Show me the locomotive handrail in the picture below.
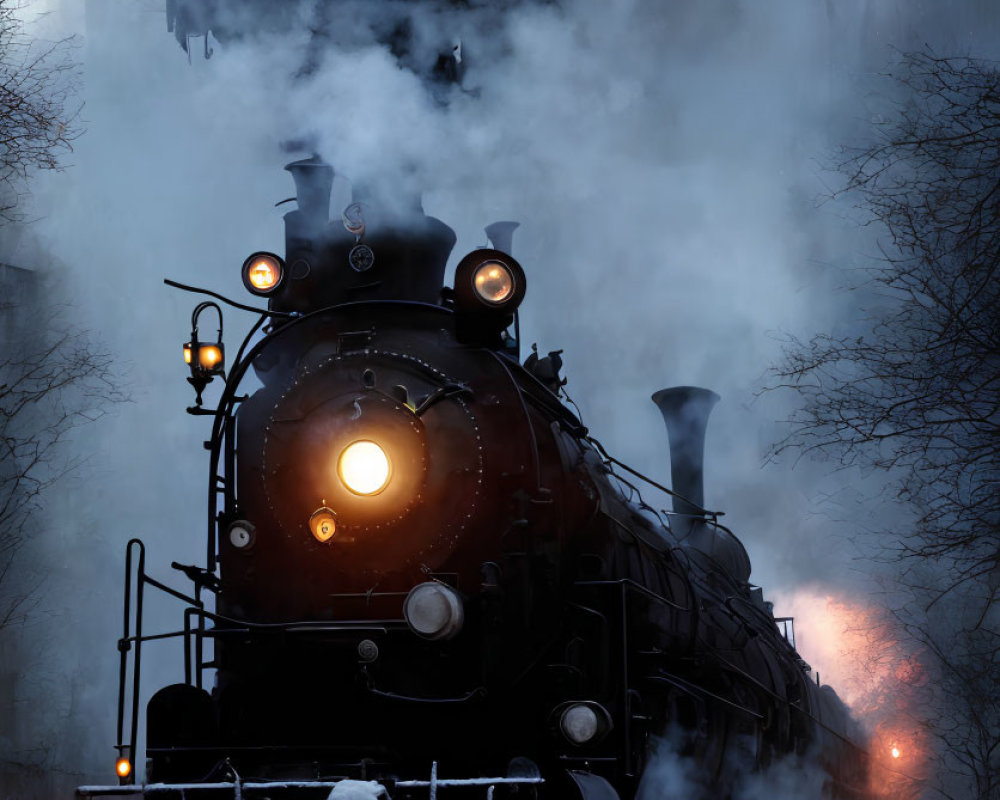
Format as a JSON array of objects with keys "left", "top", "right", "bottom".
[
  {"left": 586, "top": 435, "right": 726, "bottom": 522},
  {"left": 363, "top": 677, "right": 488, "bottom": 704},
  {"left": 574, "top": 578, "right": 690, "bottom": 612},
  {"left": 710, "top": 644, "right": 867, "bottom": 751},
  {"left": 163, "top": 278, "right": 297, "bottom": 319},
  {"left": 644, "top": 672, "right": 765, "bottom": 721},
  {"left": 118, "top": 539, "right": 206, "bottom": 786},
  {"left": 78, "top": 760, "right": 546, "bottom": 798}
]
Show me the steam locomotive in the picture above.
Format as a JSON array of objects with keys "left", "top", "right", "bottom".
[{"left": 83, "top": 157, "right": 869, "bottom": 800}]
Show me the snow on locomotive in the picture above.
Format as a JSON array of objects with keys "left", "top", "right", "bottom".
[{"left": 81, "top": 157, "right": 869, "bottom": 800}]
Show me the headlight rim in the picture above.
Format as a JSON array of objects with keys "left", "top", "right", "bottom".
[
  {"left": 452, "top": 248, "right": 526, "bottom": 314},
  {"left": 403, "top": 581, "right": 465, "bottom": 641},
  {"left": 241, "top": 251, "right": 286, "bottom": 296}
]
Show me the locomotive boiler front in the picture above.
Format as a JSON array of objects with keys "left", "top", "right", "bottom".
[{"left": 224, "top": 312, "right": 548, "bottom": 622}]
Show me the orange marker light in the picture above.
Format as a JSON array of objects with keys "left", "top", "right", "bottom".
[
  {"left": 309, "top": 507, "right": 338, "bottom": 543},
  {"left": 116, "top": 757, "right": 132, "bottom": 778}
]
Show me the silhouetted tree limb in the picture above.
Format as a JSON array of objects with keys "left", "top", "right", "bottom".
[
  {"left": 0, "top": 312, "right": 124, "bottom": 632},
  {"left": 0, "top": 0, "right": 80, "bottom": 220},
  {"left": 771, "top": 50, "right": 1000, "bottom": 612}
]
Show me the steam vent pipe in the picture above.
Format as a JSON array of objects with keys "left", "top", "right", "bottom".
[
  {"left": 651, "top": 386, "right": 721, "bottom": 521},
  {"left": 484, "top": 221, "right": 520, "bottom": 255}
]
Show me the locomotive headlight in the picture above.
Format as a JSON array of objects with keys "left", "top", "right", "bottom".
[
  {"left": 473, "top": 261, "right": 515, "bottom": 305},
  {"left": 338, "top": 440, "right": 391, "bottom": 496},
  {"left": 115, "top": 757, "right": 132, "bottom": 779},
  {"left": 403, "top": 582, "right": 465, "bottom": 640},
  {"left": 452, "top": 249, "right": 526, "bottom": 323},
  {"left": 553, "top": 701, "right": 612, "bottom": 746},
  {"left": 241, "top": 251, "right": 285, "bottom": 296},
  {"left": 561, "top": 705, "right": 599, "bottom": 744}
]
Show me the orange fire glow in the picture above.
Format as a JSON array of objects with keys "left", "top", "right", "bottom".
[{"left": 771, "top": 589, "right": 928, "bottom": 800}]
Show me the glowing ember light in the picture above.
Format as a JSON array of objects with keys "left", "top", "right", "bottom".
[
  {"left": 338, "top": 440, "right": 391, "bottom": 495},
  {"left": 248, "top": 259, "right": 279, "bottom": 291},
  {"left": 770, "top": 588, "right": 929, "bottom": 798}
]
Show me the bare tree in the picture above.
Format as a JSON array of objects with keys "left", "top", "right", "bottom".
[
  {"left": 0, "top": 0, "right": 80, "bottom": 221},
  {"left": 0, "top": 288, "right": 123, "bottom": 632},
  {"left": 835, "top": 586, "right": 999, "bottom": 800},
  {"left": 907, "top": 611, "right": 1000, "bottom": 800},
  {"left": 769, "top": 49, "right": 1000, "bottom": 800},
  {"left": 771, "top": 50, "right": 1000, "bottom": 614},
  {"left": 0, "top": 0, "right": 96, "bottom": 633}
]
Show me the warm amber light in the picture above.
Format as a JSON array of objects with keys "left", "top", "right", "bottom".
[
  {"left": 116, "top": 757, "right": 132, "bottom": 778},
  {"left": 308, "top": 507, "right": 337, "bottom": 543},
  {"left": 198, "top": 344, "right": 223, "bottom": 370},
  {"left": 891, "top": 746, "right": 901, "bottom": 759},
  {"left": 248, "top": 258, "right": 279, "bottom": 291},
  {"left": 338, "top": 440, "right": 391, "bottom": 495},
  {"left": 183, "top": 343, "right": 192, "bottom": 364},
  {"left": 473, "top": 261, "right": 515, "bottom": 304},
  {"left": 242, "top": 252, "right": 284, "bottom": 295}
]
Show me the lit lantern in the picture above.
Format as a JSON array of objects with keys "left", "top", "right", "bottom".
[{"left": 183, "top": 301, "right": 226, "bottom": 406}]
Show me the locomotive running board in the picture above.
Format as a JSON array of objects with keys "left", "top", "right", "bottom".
[{"left": 78, "top": 761, "right": 545, "bottom": 799}]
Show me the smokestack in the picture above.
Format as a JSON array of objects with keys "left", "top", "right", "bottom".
[
  {"left": 651, "top": 386, "right": 720, "bottom": 520},
  {"left": 484, "top": 221, "right": 520, "bottom": 255},
  {"left": 651, "top": 386, "right": 751, "bottom": 582},
  {"left": 284, "top": 155, "right": 334, "bottom": 230}
]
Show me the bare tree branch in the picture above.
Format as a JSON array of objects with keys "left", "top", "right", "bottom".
[
  {"left": 769, "top": 50, "right": 1000, "bottom": 612},
  {"left": 0, "top": 303, "right": 126, "bottom": 633},
  {"left": 0, "top": 0, "right": 81, "bottom": 221}
]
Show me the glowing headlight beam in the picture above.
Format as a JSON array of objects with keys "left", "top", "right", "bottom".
[
  {"left": 473, "top": 261, "right": 515, "bottom": 305},
  {"left": 338, "top": 440, "right": 391, "bottom": 496}
]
